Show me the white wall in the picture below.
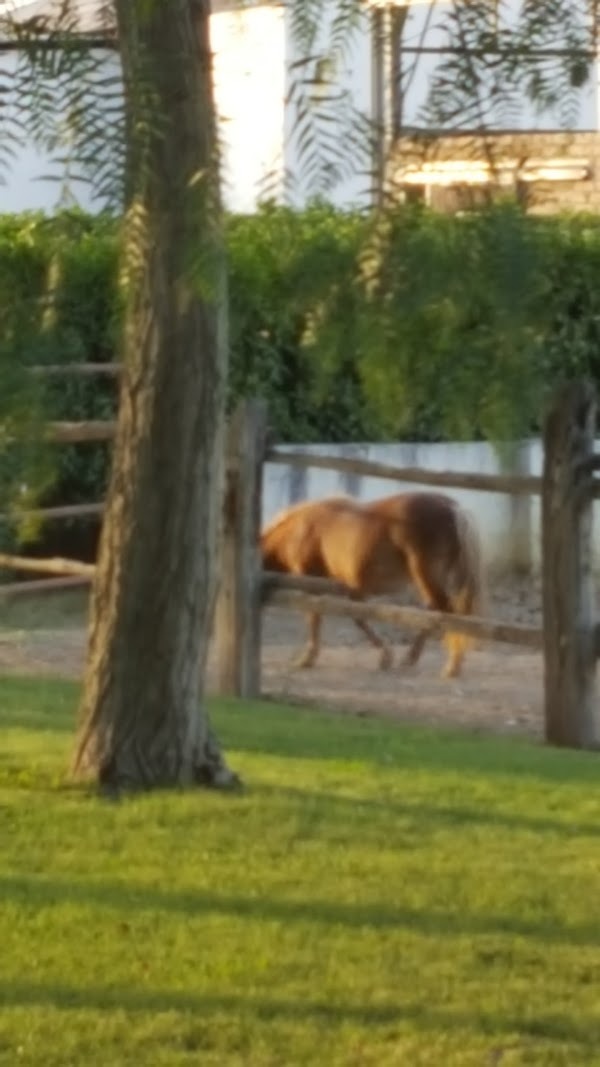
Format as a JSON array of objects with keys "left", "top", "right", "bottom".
[
  {"left": 262, "top": 438, "right": 600, "bottom": 575},
  {"left": 1, "top": 0, "right": 597, "bottom": 216},
  {"left": 0, "top": 7, "right": 287, "bottom": 216},
  {"left": 401, "top": 0, "right": 598, "bottom": 132},
  {"left": 211, "top": 4, "right": 286, "bottom": 212},
  {"left": 0, "top": 0, "right": 375, "bottom": 215},
  {"left": 282, "top": 2, "right": 373, "bottom": 210},
  {"left": 0, "top": 50, "right": 121, "bottom": 214}
]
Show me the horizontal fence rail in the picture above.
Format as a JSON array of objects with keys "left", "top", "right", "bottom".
[
  {"left": 31, "top": 363, "right": 122, "bottom": 378},
  {"left": 266, "top": 446, "right": 544, "bottom": 496},
  {"left": 0, "top": 558, "right": 543, "bottom": 652},
  {"left": 0, "top": 503, "right": 104, "bottom": 525},
  {"left": 0, "top": 575, "right": 91, "bottom": 599},
  {"left": 262, "top": 580, "right": 544, "bottom": 651},
  {"left": 47, "top": 421, "right": 117, "bottom": 444},
  {"left": 0, "top": 554, "right": 95, "bottom": 579}
]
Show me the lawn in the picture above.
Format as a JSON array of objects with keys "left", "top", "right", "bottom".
[{"left": 1, "top": 676, "right": 600, "bottom": 1066}]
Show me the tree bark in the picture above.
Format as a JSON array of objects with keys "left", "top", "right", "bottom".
[
  {"left": 213, "top": 400, "right": 267, "bottom": 698},
  {"left": 72, "top": 0, "right": 238, "bottom": 791}
]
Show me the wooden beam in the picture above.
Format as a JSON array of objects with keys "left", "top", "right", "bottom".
[
  {"left": 46, "top": 421, "right": 117, "bottom": 444},
  {"left": 0, "top": 554, "right": 95, "bottom": 578},
  {"left": 0, "top": 576, "right": 91, "bottom": 599},
  {"left": 266, "top": 447, "right": 542, "bottom": 496},
  {"left": 263, "top": 588, "right": 543, "bottom": 650},
  {"left": 261, "top": 572, "right": 350, "bottom": 599},
  {"left": 213, "top": 400, "right": 268, "bottom": 698},
  {"left": 542, "top": 382, "right": 599, "bottom": 749},
  {"left": 0, "top": 503, "right": 104, "bottom": 524},
  {"left": 31, "top": 363, "right": 121, "bottom": 378}
]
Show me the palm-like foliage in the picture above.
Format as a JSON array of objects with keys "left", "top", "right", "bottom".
[
  {"left": 0, "top": 1, "right": 596, "bottom": 207},
  {"left": 0, "top": 0, "right": 597, "bottom": 464},
  {"left": 419, "top": 0, "right": 595, "bottom": 133},
  {"left": 0, "top": 1, "right": 123, "bottom": 207}
]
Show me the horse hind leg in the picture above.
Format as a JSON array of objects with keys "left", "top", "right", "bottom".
[
  {"left": 403, "top": 551, "right": 457, "bottom": 678},
  {"left": 441, "top": 633, "right": 464, "bottom": 679},
  {"left": 441, "top": 505, "right": 485, "bottom": 678},
  {"left": 441, "top": 587, "right": 473, "bottom": 680},
  {"left": 403, "top": 628, "right": 428, "bottom": 670},
  {"left": 353, "top": 617, "right": 393, "bottom": 670},
  {"left": 402, "top": 620, "right": 463, "bottom": 678},
  {"left": 345, "top": 586, "right": 393, "bottom": 670}
]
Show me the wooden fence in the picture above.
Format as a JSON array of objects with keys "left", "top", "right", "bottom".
[
  {"left": 1, "top": 365, "right": 599, "bottom": 750},
  {"left": 213, "top": 385, "right": 600, "bottom": 751},
  {"left": 0, "top": 363, "right": 118, "bottom": 600}
]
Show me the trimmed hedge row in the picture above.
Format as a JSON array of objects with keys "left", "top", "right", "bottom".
[{"left": 2, "top": 202, "right": 600, "bottom": 524}]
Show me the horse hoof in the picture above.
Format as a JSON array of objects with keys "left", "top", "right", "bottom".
[
  {"left": 441, "top": 665, "right": 461, "bottom": 680},
  {"left": 292, "top": 656, "right": 314, "bottom": 670},
  {"left": 401, "top": 653, "right": 419, "bottom": 671},
  {"left": 378, "top": 650, "right": 393, "bottom": 671},
  {"left": 400, "top": 662, "right": 418, "bottom": 675}
]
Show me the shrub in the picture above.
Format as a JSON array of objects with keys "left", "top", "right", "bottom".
[{"left": 2, "top": 201, "right": 600, "bottom": 556}]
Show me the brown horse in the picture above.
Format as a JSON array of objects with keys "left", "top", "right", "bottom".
[{"left": 260, "top": 491, "right": 484, "bottom": 678}]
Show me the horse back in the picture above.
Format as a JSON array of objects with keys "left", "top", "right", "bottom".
[{"left": 260, "top": 496, "right": 358, "bottom": 575}]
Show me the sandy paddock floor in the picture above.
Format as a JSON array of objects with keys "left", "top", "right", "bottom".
[{"left": 0, "top": 575, "right": 548, "bottom": 741}]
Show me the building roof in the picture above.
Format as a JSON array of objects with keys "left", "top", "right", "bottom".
[
  {"left": 0, "top": 0, "right": 277, "bottom": 34},
  {"left": 0, "top": 1, "right": 111, "bottom": 34}
]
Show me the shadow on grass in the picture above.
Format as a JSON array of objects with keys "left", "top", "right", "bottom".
[
  {"left": 253, "top": 782, "right": 600, "bottom": 841},
  {"left": 1, "top": 678, "right": 599, "bottom": 787},
  {"left": 217, "top": 698, "right": 600, "bottom": 786},
  {"left": 0, "top": 979, "right": 596, "bottom": 1048},
  {"left": 2, "top": 873, "right": 600, "bottom": 949}
]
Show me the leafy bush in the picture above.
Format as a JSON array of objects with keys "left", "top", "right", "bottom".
[
  {"left": 226, "top": 204, "right": 379, "bottom": 441},
  {"left": 3, "top": 201, "right": 600, "bottom": 553},
  {"left": 0, "top": 211, "right": 119, "bottom": 554}
]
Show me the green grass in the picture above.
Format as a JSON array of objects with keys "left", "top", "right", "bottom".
[{"left": 1, "top": 677, "right": 600, "bottom": 1066}]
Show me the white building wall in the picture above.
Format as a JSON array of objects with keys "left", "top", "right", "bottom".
[
  {"left": 401, "top": 0, "right": 598, "bottom": 131},
  {"left": 282, "top": 2, "right": 373, "bottom": 210},
  {"left": 262, "top": 437, "right": 600, "bottom": 575},
  {"left": 0, "top": 0, "right": 597, "bottom": 215},
  {"left": 3, "top": 0, "right": 593, "bottom": 216},
  {"left": 0, "top": 7, "right": 288, "bottom": 215},
  {"left": 0, "top": 50, "right": 122, "bottom": 213},
  {"left": 211, "top": 4, "right": 286, "bottom": 212},
  {"left": 0, "top": 0, "right": 375, "bottom": 215}
]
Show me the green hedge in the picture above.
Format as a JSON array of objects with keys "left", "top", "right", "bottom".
[{"left": 2, "top": 202, "right": 600, "bottom": 530}]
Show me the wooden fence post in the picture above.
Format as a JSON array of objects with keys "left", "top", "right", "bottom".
[
  {"left": 213, "top": 399, "right": 268, "bottom": 698},
  {"left": 542, "top": 381, "right": 599, "bottom": 749}
]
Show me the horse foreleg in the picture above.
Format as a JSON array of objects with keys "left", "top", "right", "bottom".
[
  {"left": 292, "top": 611, "right": 322, "bottom": 669},
  {"left": 440, "top": 635, "right": 464, "bottom": 679}
]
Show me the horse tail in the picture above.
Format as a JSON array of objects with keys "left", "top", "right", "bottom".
[{"left": 446, "top": 503, "right": 486, "bottom": 656}]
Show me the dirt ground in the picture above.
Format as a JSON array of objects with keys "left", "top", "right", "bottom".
[{"left": 0, "top": 575, "right": 548, "bottom": 741}]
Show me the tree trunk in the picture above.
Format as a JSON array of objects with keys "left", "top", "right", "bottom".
[{"left": 72, "top": 0, "right": 238, "bottom": 791}]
